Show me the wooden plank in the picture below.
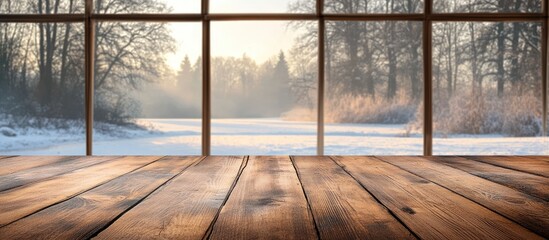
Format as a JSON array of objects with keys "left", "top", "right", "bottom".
[
  {"left": 94, "top": 156, "right": 245, "bottom": 240},
  {"left": 209, "top": 156, "right": 317, "bottom": 240},
  {"left": 293, "top": 156, "right": 416, "bottom": 239},
  {"left": 518, "top": 156, "right": 549, "bottom": 162},
  {"left": 466, "top": 156, "right": 549, "bottom": 177},
  {"left": 431, "top": 156, "right": 549, "bottom": 201},
  {"left": 333, "top": 156, "right": 542, "bottom": 240},
  {"left": 0, "top": 156, "right": 201, "bottom": 240},
  {"left": 0, "top": 156, "right": 161, "bottom": 226},
  {"left": 0, "top": 156, "right": 83, "bottom": 176},
  {"left": 379, "top": 156, "right": 549, "bottom": 238},
  {"left": 498, "top": 156, "right": 549, "bottom": 164},
  {"left": 0, "top": 156, "right": 119, "bottom": 192}
]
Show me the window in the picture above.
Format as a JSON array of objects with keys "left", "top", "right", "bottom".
[
  {"left": 211, "top": 21, "right": 317, "bottom": 155},
  {"left": 95, "top": 0, "right": 200, "bottom": 13},
  {"left": 0, "top": 0, "right": 84, "bottom": 14},
  {"left": 433, "top": 0, "right": 542, "bottom": 13},
  {"left": 93, "top": 22, "right": 202, "bottom": 155},
  {"left": 0, "top": 22, "right": 85, "bottom": 155},
  {"left": 1, "top": 0, "right": 547, "bottom": 156},
  {"left": 433, "top": 22, "right": 546, "bottom": 155},
  {"left": 210, "top": 0, "right": 313, "bottom": 13},
  {"left": 324, "top": 0, "right": 424, "bottom": 13},
  {"left": 324, "top": 21, "right": 424, "bottom": 155}
]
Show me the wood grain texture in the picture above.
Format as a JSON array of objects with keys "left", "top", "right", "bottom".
[
  {"left": 379, "top": 156, "right": 549, "bottom": 238},
  {"left": 0, "top": 156, "right": 546, "bottom": 239},
  {"left": 209, "top": 156, "right": 317, "bottom": 240},
  {"left": 293, "top": 156, "right": 416, "bottom": 240},
  {"left": 333, "top": 156, "right": 542, "bottom": 240},
  {"left": 0, "top": 156, "right": 161, "bottom": 226},
  {"left": 0, "top": 156, "right": 201, "bottom": 240},
  {"left": 519, "top": 156, "right": 549, "bottom": 162},
  {"left": 431, "top": 156, "right": 549, "bottom": 201},
  {"left": 466, "top": 156, "right": 549, "bottom": 177},
  {"left": 94, "top": 156, "right": 245, "bottom": 240},
  {"left": 0, "top": 156, "right": 119, "bottom": 191},
  {"left": 0, "top": 156, "right": 82, "bottom": 176}
]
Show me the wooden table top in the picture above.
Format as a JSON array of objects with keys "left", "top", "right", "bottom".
[{"left": 0, "top": 155, "right": 547, "bottom": 239}]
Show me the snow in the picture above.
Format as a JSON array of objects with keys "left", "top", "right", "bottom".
[
  {"left": 0, "top": 127, "right": 17, "bottom": 137},
  {"left": 0, "top": 118, "right": 547, "bottom": 155}
]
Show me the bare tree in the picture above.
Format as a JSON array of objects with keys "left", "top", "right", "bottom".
[{"left": 1, "top": 0, "right": 175, "bottom": 125}]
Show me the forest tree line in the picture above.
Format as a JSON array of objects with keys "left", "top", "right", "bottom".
[
  {"left": 140, "top": 52, "right": 300, "bottom": 119},
  {"left": 290, "top": 0, "right": 544, "bottom": 136},
  {"left": 0, "top": 0, "right": 173, "bottom": 128},
  {"left": 0, "top": 0, "right": 545, "bottom": 137}
]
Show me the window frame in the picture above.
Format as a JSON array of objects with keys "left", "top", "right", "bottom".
[{"left": 0, "top": 0, "right": 547, "bottom": 156}]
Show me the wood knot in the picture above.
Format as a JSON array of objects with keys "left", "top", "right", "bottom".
[{"left": 401, "top": 207, "right": 416, "bottom": 215}]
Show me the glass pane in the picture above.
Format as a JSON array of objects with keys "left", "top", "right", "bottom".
[
  {"left": 0, "top": 0, "right": 84, "bottom": 14},
  {"left": 434, "top": 0, "right": 542, "bottom": 13},
  {"left": 324, "top": 0, "right": 424, "bottom": 14},
  {"left": 93, "top": 22, "right": 202, "bottom": 155},
  {"left": 96, "top": 0, "right": 200, "bottom": 14},
  {"left": 433, "top": 22, "right": 546, "bottom": 155},
  {"left": 324, "top": 21, "right": 424, "bottom": 155},
  {"left": 0, "top": 23, "right": 85, "bottom": 155},
  {"left": 211, "top": 0, "right": 315, "bottom": 13},
  {"left": 211, "top": 21, "right": 318, "bottom": 155}
]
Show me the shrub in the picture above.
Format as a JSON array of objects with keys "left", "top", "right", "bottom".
[
  {"left": 284, "top": 90, "right": 420, "bottom": 124},
  {"left": 324, "top": 91, "right": 419, "bottom": 124},
  {"left": 502, "top": 94, "right": 542, "bottom": 137},
  {"left": 424, "top": 92, "right": 542, "bottom": 137}
]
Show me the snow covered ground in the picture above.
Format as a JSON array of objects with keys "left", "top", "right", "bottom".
[{"left": 0, "top": 118, "right": 547, "bottom": 155}]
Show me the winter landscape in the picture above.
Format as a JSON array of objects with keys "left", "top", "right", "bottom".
[
  {"left": 1, "top": 0, "right": 548, "bottom": 156},
  {"left": 1, "top": 118, "right": 547, "bottom": 155}
]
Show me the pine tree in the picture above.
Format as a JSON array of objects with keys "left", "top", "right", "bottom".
[
  {"left": 177, "top": 55, "right": 193, "bottom": 88},
  {"left": 272, "top": 51, "right": 293, "bottom": 113}
]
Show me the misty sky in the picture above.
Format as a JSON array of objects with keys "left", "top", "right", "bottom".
[{"left": 163, "top": 0, "right": 302, "bottom": 70}]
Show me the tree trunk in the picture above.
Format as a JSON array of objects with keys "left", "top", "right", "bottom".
[
  {"left": 446, "top": 25, "right": 453, "bottom": 98},
  {"left": 344, "top": 21, "right": 361, "bottom": 95},
  {"left": 509, "top": 1, "right": 522, "bottom": 92},
  {"left": 408, "top": 24, "right": 421, "bottom": 101},
  {"left": 386, "top": 20, "right": 397, "bottom": 99},
  {"left": 469, "top": 23, "right": 480, "bottom": 96},
  {"left": 363, "top": 22, "right": 375, "bottom": 98},
  {"left": 37, "top": 0, "right": 50, "bottom": 105},
  {"left": 496, "top": 1, "right": 508, "bottom": 97},
  {"left": 37, "top": 0, "right": 61, "bottom": 110},
  {"left": 59, "top": 0, "right": 74, "bottom": 87},
  {"left": 496, "top": 22, "right": 505, "bottom": 97}
]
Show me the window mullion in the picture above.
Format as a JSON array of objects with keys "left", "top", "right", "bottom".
[
  {"left": 424, "top": 0, "right": 433, "bottom": 156},
  {"left": 85, "top": 0, "right": 95, "bottom": 156},
  {"left": 543, "top": 2, "right": 548, "bottom": 137},
  {"left": 317, "top": 0, "right": 325, "bottom": 156},
  {"left": 202, "top": 0, "right": 211, "bottom": 156}
]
